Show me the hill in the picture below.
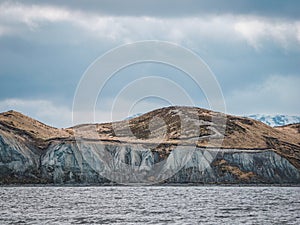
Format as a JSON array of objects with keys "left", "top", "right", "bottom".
[{"left": 0, "top": 106, "right": 300, "bottom": 184}]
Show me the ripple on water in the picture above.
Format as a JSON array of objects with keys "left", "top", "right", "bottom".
[{"left": 0, "top": 186, "right": 299, "bottom": 224}]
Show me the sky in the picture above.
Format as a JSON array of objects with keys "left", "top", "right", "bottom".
[{"left": 0, "top": 0, "right": 299, "bottom": 127}]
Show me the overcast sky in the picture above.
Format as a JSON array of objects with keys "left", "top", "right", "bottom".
[{"left": 0, "top": 0, "right": 299, "bottom": 127}]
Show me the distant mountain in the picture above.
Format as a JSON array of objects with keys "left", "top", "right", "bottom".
[
  {"left": 124, "top": 113, "right": 143, "bottom": 120},
  {"left": 246, "top": 114, "right": 300, "bottom": 127}
]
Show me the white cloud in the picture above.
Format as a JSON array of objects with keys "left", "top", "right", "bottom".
[
  {"left": 234, "top": 18, "right": 300, "bottom": 50},
  {"left": 227, "top": 75, "right": 300, "bottom": 115},
  {"left": 0, "top": 98, "right": 72, "bottom": 128},
  {"left": 1, "top": 1, "right": 299, "bottom": 50},
  {"left": 0, "top": 1, "right": 126, "bottom": 40},
  {"left": 0, "top": 2, "right": 70, "bottom": 29}
]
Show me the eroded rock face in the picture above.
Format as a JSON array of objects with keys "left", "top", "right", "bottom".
[
  {"left": 40, "top": 142, "right": 109, "bottom": 184},
  {"left": 0, "top": 131, "right": 40, "bottom": 183},
  {"left": 168, "top": 150, "right": 300, "bottom": 184},
  {"left": 39, "top": 142, "right": 300, "bottom": 184},
  {"left": 41, "top": 142, "right": 160, "bottom": 184}
]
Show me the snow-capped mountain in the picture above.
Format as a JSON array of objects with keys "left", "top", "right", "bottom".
[
  {"left": 124, "top": 113, "right": 143, "bottom": 120},
  {"left": 246, "top": 114, "right": 300, "bottom": 127}
]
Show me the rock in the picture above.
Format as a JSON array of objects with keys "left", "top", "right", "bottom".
[{"left": 0, "top": 130, "right": 40, "bottom": 183}]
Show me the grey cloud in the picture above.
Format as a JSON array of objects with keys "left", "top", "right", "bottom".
[{"left": 14, "top": 0, "right": 300, "bottom": 19}]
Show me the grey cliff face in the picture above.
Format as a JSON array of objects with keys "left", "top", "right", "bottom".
[
  {"left": 168, "top": 150, "right": 300, "bottom": 183},
  {"left": 0, "top": 131, "right": 40, "bottom": 182},
  {"left": 1, "top": 129, "right": 299, "bottom": 184}
]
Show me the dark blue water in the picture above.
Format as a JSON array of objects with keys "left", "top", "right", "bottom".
[{"left": 1, "top": 186, "right": 299, "bottom": 224}]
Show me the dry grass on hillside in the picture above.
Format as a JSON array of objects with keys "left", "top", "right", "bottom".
[{"left": 1, "top": 107, "right": 300, "bottom": 150}]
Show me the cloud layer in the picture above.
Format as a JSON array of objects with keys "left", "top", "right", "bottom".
[
  {"left": 1, "top": 1, "right": 300, "bottom": 50},
  {"left": 0, "top": 1, "right": 299, "bottom": 127}
]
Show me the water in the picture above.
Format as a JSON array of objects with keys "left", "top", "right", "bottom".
[{"left": 0, "top": 186, "right": 299, "bottom": 224}]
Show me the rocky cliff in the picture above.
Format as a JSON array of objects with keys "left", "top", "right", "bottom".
[{"left": 0, "top": 107, "right": 300, "bottom": 185}]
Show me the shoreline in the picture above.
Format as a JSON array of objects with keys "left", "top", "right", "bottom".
[{"left": 1, "top": 183, "right": 300, "bottom": 188}]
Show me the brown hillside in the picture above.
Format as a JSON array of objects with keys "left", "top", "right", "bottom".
[
  {"left": 274, "top": 123, "right": 300, "bottom": 145},
  {"left": 71, "top": 106, "right": 300, "bottom": 149},
  {"left": 0, "top": 110, "right": 71, "bottom": 141},
  {"left": 1, "top": 107, "right": 299, "bottom": 149}
]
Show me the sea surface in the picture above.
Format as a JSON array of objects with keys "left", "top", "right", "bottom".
[{"left": 0, "top": 186, "right": 299, "bottom": 224}]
